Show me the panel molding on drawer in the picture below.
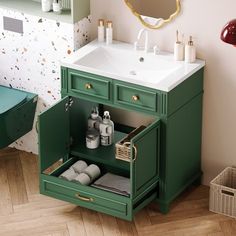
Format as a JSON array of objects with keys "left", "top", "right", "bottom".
[
  {"left": 68, "top": 70, "right": 111, "bottom": 101},
  {"left": 114, "top": 83, "right": 157, "bottom": 113},
  {"left": 41, "top": 176, "right": 128, "bottom": 216}
]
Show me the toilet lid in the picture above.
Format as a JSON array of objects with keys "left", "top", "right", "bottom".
[{"left": 0, "top": 86, "right": 27, "bottom": 115}]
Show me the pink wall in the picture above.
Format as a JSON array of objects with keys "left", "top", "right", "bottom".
[{"left": 90, "top": 0, "right": 236, "bottom": 185}]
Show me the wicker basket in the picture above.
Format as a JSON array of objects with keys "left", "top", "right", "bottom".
[
  {"left": 209, "top": 167, "right": 236, "bottom": 218},
  {"left": 115, "top": 126, "right": 146, "bottom": 162}
]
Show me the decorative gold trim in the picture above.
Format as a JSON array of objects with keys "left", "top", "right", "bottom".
[{"left": 124, "top": 0, "right": 181, "bottom": 30}]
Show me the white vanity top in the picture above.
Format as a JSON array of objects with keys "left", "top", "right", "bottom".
[{"left": 61, "top": 40, "right": 205, "bottom": 92}]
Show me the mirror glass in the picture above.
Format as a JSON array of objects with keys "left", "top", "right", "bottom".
[{"left": 124, "top": 0, "right": 181, "bottom": 29}]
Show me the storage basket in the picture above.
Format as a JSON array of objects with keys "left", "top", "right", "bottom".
[
  {"left": 209, "top": 167, "right": 236, "bottom": 218},
  {"left": 115, "top": 126, "right": 146, "bottom": 162}
]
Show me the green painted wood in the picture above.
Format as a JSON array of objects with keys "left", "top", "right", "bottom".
[
  {"left": 72, "top": 0, "right": 90, "bottom": 23},
  {"left": 38, "top": 96, "right": 70, "bottom": 172},
  {"left": 40, "top": 174, "right": 132, "bottom": 220},
  {"left": 39, "top": 65, "right": 204, "bottom": 220},
  {"left": 71, "top": 131, "right": 130, "bottom": 172},
  {"left": 0, "top": 86, "right": 27, "bottom": 115},
  {"left": 61, "top": 67, "right": 68, "bottom": 95},
  {"left": 114, "top": 82, "right": 157, "bottom": 113},
  {"left": 133, "top": 180, "right": 159, "bottom": 204},
  {"left": 167, "top": 69, "right": 204, "bottom": 116},
  {"left": 133, "top": 192, "right": 157, "bottom": 214},
  {"left": 158, "top": 94, "right": 203, "bottom": 211},
  {"left": 68, "top": 69, "right": 112, "bottom": 103},
  {"left": 0, "top": 88, "right": 37, "bottom": 149},
  {"left": 130, "top": 119, "right": 160, "bottom": 198}
]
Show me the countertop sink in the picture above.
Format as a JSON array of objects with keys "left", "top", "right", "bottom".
[{"left": 61, "top": 40, "right": 205, "bottom": 92}]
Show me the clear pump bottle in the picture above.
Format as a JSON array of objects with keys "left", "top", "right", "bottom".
[{"left": 99, "top": 111, "right": 114, "bottom": 146}]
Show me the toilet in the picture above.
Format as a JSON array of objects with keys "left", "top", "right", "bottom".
[{"left": 0, "top": 85, "right": 38, "bottom": 149}]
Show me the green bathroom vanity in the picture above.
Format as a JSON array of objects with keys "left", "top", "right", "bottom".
[
  {"left": 0, "top": 86, "right": 38, "bottom": 148},
  {"left": 38, "top": 40, "right": 205, "bottom": 220}
]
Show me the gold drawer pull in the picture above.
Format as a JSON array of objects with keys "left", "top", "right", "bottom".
[
  {"left": 75, "top": 193, "right": 94, "bottom": 202},
  {"left": 132, "top": 95, "right": 139, "bottom": 101},
  {"left": 85, "top": 83, "right": 92, "bottom": 89}
]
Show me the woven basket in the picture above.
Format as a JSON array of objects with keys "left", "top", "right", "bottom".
[
  {"left": 115, "top": 126, "right": 146, "bottom": 162},
  {"left": 209, "top": 167, "right": 236, "bottom": 218}
]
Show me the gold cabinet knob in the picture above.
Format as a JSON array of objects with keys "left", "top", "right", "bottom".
[
  {"left": 85, "top": 83, "right": 92, "bottom": 89},
  {"left": 132, "top": 95, "right": 139, "bottom": 101}
]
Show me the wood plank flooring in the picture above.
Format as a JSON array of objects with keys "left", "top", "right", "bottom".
[{"left": 0, "top": 148, "right": 235, "bottom": 236}]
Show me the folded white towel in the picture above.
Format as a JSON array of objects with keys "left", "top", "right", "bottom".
[
  {"left": 70, "top": 160, "right": 88, "bottom": 173},
  {"left": 73, "top": 173, "right": 91, "bottom": 185},
  {"left": 83, "top": 164, "right": 101, "bottom": 181}
]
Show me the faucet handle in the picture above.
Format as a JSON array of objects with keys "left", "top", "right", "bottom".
[
  {"left": 153, "top": 45, "right": 160, "bottom": 55},
  {"left": 134, "top": 41, "right": 138, "bottom": 51}
]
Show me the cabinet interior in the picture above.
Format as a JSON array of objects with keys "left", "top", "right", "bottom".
[{"left": 42, "top": 96, "right": 158, "bottom": 189}]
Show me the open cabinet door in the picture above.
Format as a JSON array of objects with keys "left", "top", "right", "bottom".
[
  {"left": 39, "top": 96, "right": 70, "bottom": 172},
  {"left": 130, "top": 119, "right": 160, "bottom": 199}
]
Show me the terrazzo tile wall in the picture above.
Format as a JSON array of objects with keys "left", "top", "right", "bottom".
[{"left": 0, "top": 8, "right": 91, "bottom": 154}]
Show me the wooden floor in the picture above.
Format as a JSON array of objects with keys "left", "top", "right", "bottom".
[{"left": 0, "top": 148, "right": 235, "bottom": 236}]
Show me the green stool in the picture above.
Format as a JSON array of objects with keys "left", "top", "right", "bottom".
[{"left": 0, "top": 86, "right": 38, "bottom": 148}]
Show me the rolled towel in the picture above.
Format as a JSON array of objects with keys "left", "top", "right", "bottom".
[
  {"left": 73, "top": 173, "right": 91, "bottom": 185},
  {"left": 70, "top": 160, "right": 88, "bottom": 174},
  {"left": 59, "top": 168, "right": 78, "bottom": 181},
  {"left": 83, "top": 164, "right": 101, "bottom": 181}
]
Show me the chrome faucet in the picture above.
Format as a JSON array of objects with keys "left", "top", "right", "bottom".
[{"left": 134, "top": 29, "right": 149, "bottom": 53}]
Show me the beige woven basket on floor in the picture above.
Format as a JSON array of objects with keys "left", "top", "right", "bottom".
[{"left": 209, "top": 167, "right": 236, "bottom": 218}]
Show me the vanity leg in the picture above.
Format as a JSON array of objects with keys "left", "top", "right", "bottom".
[
  {"left": 159, "top": 202, "right": 170, "bottom": 214},
  {"left": 193, "top": 176, "right": 202, "bottom": 186}
]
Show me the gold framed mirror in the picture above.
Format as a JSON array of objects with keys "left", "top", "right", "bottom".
[{"left": 124, "top": 0, "right": 181, "bottom": 30}]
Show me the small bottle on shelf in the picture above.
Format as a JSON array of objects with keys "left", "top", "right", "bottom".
[
  {"left": 88, "top": 107, "right": 102, "bottom": 131},
  {"left": 106, "top": 21, "right": 113, "bottom": 45},
  {"left": 99, "top": 111, "right": 114, "bottom": 146},
  {"left": 98, "top": 19, "right": 105, "bottom": 43}
]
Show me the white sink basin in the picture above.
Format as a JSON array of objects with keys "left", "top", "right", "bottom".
[
  {"left": 61, "top": 40, "right": 205, "bottom": 92},
  {"left": 74, "top": 47, "right": 182, "bottom": 84}
]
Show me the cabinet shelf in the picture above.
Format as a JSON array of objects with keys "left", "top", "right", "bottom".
[
  {"left": 0, "top": 0, "right": 71, "bottom": 23},
  {"left": 70, "top": 130, "right": 130, "bottom": 172},
  {"left": 0, "top": 0, "right": 90, "bottom": 23}
]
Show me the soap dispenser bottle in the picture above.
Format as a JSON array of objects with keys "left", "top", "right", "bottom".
[
  {"left": 88, "top": 107, "right": 102, "bottom": 131},
  {"left": 98, "top": 19, "right": 105, "bottom": 42},
  {"left": 174, "top": 30, "right": 184, "bottom": 61},
  {"left": 106, "top": 21, "right": 113, "bottom": 45},
  {"left": 99, "top": 111, "right": 114, "bottom": 146},
  {"left": 185, "top": 36, "right": 196, "bottom": 63}
]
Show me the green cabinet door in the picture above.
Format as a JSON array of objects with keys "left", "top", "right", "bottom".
[
  {"left": 130, "top": 119, "right": 160, "bottom": 199},
  {"left": 38, "top": 96, "right": 70, "bottom": 172}
]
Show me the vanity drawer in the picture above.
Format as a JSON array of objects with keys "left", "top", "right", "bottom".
[
  {"left": 114, "top": 83, "right": 157, "bottom": 112},
  {"left": 40, "top": 174, "right": 129, "bottom": 219},
  {"left": 68, "top": 69, "right": 111, "bottom": 101}
]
